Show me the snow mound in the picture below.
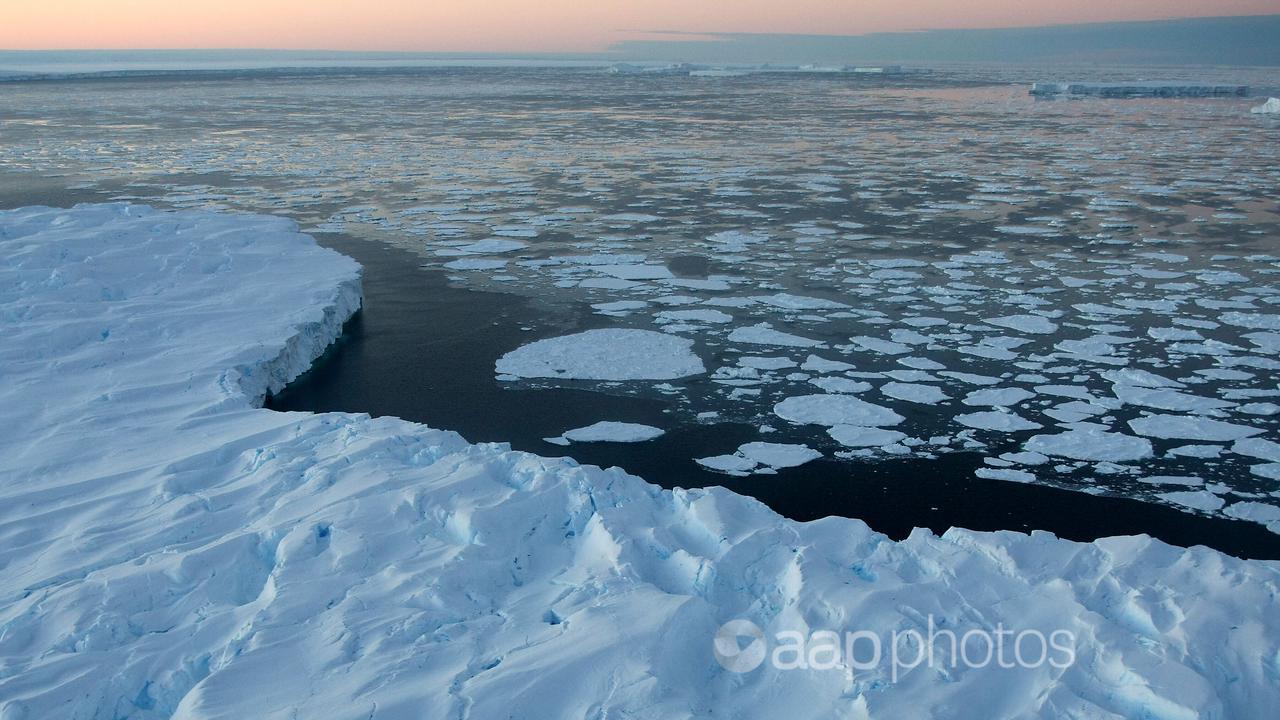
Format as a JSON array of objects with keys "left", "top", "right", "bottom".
[
  {"left": 3, "top": 205, "right": 1280, "bottom": 719},
  {"left": 496, "top": 328, "right": 705, "bottom": 380}
]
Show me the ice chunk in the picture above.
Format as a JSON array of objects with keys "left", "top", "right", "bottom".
[
  {"left": 655, "top": 309, "right": 733, "bottom": 324},
  {"left": 1159, "top": 491, "right": 1225, "bottom": 513},
  {"left": 1112, "top": 385, "right": 1234, "bottom": 413},
  {"left": 695, "top": 454, "right": 758, "bottom": 474},
  {"left": 957, "top": 411, "right": 1042, "bottom": 432},
  {"left": 1232, "top": 438, "right": 1280, "bottom": 462},
  {"left": 962, "top": 388, "right": 1036, "bottom": 407},
  {"left": 496, "top": 329, "right": 705, "bottom": 380},
  {"left": 737, "top": 442, "right": 822, "bottom": 468},
  {"left": 728, "top": 323, "right": 825, "bottom": 348},
  {"left": 801, "top": 354, "right": 855, "bottom": 373},
  {"left": 560, "top": 422, "right": 665, "bottom": 443},
  {"left": 827, "top": 425, "right": 908, "bottom": 447},
  {"left": 881, "top": 382, "right": 950, "bottom": 404},
  {"left": 774, "top": 394, "right": 904, "bottom": 427},
  {"left": 985, "top": 314, "right": 1058, "bottom": 334},
  {"left": 750, "top": 293, "right": 849, "bottom": 310},
  {"left": 1251, "top": 97, "right": 1280, "bottom": 114},
  {"left": 976, "top": 467, "right": 1036, "bottom": 483},
  {"left": 1128, "top": 415, "right": 1263, "bottom": 442},
  {"left": 444, "top": 258, "right": 507, "bottom": 271},
  {"left": 1026, "top": 428, "right": 1153, "bottom": 462}
]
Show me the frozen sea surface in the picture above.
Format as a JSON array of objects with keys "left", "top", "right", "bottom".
[
  {"left": 1, "top": 65, "right": 1278, "bottom": 531},
  {"left": 3, "top": 204, "right": 1279, "bottom": 718}
]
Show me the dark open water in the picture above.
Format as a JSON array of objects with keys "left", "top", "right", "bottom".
[{"left": 266, "top": 229, "right": 1280, "bottom": 559}]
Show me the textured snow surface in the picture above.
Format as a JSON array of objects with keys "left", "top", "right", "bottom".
[
  {"left": 496, "top": 328, "right": 705, "bottom": 380},
  {"left": 3, "top": 205, "right": 1280, "bottom": 719}
]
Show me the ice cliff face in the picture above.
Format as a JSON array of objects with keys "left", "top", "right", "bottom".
[{"left": 2, "top": 204, "right": 1278, "bottom": 719}]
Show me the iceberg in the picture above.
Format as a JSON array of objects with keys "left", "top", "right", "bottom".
[
  {"left": 1251, "top": 97, "right": 1280, "bottom": 114},
  {"left": 3, "top": 204, "right": 1280, "bottom": 719}
]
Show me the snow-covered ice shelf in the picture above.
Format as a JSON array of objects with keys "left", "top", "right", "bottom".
[{"left": 3, "top": 204, "right": 1280, "bottom": 718}]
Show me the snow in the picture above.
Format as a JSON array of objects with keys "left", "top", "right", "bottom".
[
  {"left": 560, "top": 421, "right": 665, "bottom": 443},
  {"left": 496, "top": 328, "right": 705, "bottom": 380},
  {"left": 4, "top": 204, "right": 1280, "bottom": 719}
]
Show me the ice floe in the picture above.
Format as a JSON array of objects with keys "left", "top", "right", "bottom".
[
  {"left": 1025, "top": 427, "right": 1154, "bottom": 462},
  {"left": 496, "top": 329, "right": 705, "bottom": 380},
  {"left": 558, "top": 421, "right": 665, "bottom": 443},
  {"left": 774, "top": 394, "right": 905, "bottom": 427}
]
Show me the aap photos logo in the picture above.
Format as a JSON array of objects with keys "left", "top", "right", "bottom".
[
  {"left": 713, "top": 616, "right": 1076, "bottom": 681},
  {"left": 713, "top": 619, "right": 768, "bottom": 672}
]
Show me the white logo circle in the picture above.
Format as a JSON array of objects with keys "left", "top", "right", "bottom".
[{"left": 713, "top": 619, "right": 767, "bottom": 673}]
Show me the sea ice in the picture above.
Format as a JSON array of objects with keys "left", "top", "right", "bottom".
[
  {"left": 976, "top": 467, "right": 1037, "bottom": 483},
  {"left": 985, "top": 314, "right": 1058, "bottom": 334},
  {"left": 827, "top": 425, "right": 908, "bottom": 447},
  {"left": 496, "top": 329, "right": 705, "bottom": 380},
  {"left": 5, "top": 201, "right": 1280, "bottom": 717},
  {"left": 774, "top": 394, "right": 905, "bottom": 427},
  {"left": 881, "top": 382, "right": 950, "bottom": 404},
  {"left": 737, "top": 442, "right": 822, "bottom": 468},
  {"left": 956, "top": 411, "right": 1043, "bottom": 432},
  {"left": 962, "top": 388, "right": 1036, "bottom": 407},
  {"left": 1159, "top": 491, "right": 1226, "bottom": 513},
  {"left": 560, "top": 421, "right": 665, "bottom": 443},
  {"left": 728, "top": 323, "right": 825, "bottom": 348},
  {"left": 1128, "top": 415, "right": 1263, "bottom": 442},
  {"left": 1025, "top": 428, "right": 1153, "bottom": 462}
]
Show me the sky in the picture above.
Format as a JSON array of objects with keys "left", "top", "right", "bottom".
[{"left": 2, "top": 0, "right": 1278, "bottom": 52}]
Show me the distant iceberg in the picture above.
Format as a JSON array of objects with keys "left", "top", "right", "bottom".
[{"left": 1252, "top": 97, "right": 1280, "bottom": 114}]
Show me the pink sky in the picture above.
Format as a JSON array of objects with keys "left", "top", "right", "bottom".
[{"left": 3, "top": 0, "right": 1277, "bottom": 52}]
